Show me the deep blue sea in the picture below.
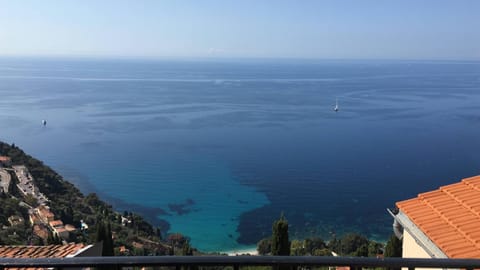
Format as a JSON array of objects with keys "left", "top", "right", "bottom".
[{"left": 1, "top": 57, "right": 479, "bottom": 252}]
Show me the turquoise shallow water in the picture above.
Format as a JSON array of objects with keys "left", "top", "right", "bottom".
[
  {"left": 85, "top": 149, "right": 269, "bottom": 251},
  {"left": 1, "top": 58, "right": 480, "bottom": 251}
]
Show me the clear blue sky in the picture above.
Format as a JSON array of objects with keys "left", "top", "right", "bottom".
[{"left": 0, "top": 0, "right": 479, "bottom": 60}]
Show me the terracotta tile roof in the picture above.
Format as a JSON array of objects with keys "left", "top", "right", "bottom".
[
  {"left": 0, "top": 243, "right": 86, "bottom": 270},
  {"left": 397, "top": 175, "right": 480, "bottom": 258},
  {"left": 55, "top": 227, "right": 67, "bottom": 233},
  {"left": 0, "top": 156, "right": 11, "bottom": 162},
  {"left": 49, "top": 220, "right": 64, "bottom": 227},
  {"left": 36, "top": 206, "right": 54, "bottom": 221},
  {"left": 65, "top": 224, "right": 77, "bottom": 232}
]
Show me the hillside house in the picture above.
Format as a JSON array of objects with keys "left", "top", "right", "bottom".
[
  {"left": 0, "top": 156, "right": 11, "bottom": 167},
  {"left": 7, "top": 215, "right": 24, "bottom": 227},
  {"left": 37, "top": 205, "right": 55, "bottom": 223},
  {"left": 49, "top": 220, "right": 69, "bottom": 239},
  {"left": 33, "top": 224, "right": 50, "bottom": 241}
]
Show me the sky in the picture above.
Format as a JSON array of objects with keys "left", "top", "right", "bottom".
[{"left": 0, "top": 0, "right": 479, "bottom": 60}]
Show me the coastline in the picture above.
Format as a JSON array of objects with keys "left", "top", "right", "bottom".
[{"left": 223, "top": 247, "right": 258, "bottom": 256}]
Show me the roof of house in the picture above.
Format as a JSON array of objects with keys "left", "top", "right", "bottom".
[
  {"left": 37, "top": 206, "right": 54, "bottom": 218},
  {"left": 0, "top": 243, "right": 85, "bottom": 258},
  {"left": 0, "top": 156, "right": 11, "bottom": 162},
  {"left": 49, "top": 220, "right": 64, "bottom": 227},
  {"left": 65, "top": 224, "right": 76, "bottom": 231},
  {"left": 396, "top": 175, "right": 480, "bottom": 258},
  {"left": 0, "top": 243, "right": 88, "bottom": 270}
]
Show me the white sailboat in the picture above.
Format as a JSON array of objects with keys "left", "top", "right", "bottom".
[{"left": 333, "top": 98, "right": 339, "bottom": 112}]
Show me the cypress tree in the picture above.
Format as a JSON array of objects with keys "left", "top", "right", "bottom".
[
  {"left": 104, "top": 222, "right": 114, "bottom": 256},
  {"left": 95, "top": 221, "right": 106, "bottom": 244},
  {"left": 95, "top": 221, "right": 114, "bottom": 256},
  {"left": 271, "top": 213, "right": 290, "bottom": 256}
]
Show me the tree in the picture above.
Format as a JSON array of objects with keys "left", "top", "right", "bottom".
[
  {"left": 271, "top": 213, "right": 290, "bottom": 256},
  {"left": 354, "top": 243, "right": 368, "bottom": 257},
  {"left": 95, "top": 221, "right": 114, "bottom": 256},
  {"left": 368, "top": 241, "right": 383, "bottom": 257},
  {"left": 385, "top": 234, "right": 402, "bottom": 270},
  {"left": 257, "top": 237, "right": 272, "bottom": 255},
  {"left": 312, "top": 248, "right": 331, "bottom": 256},
  {"left": 330, "top": 233, "right": 369, "bottom": 256},
  {"left": 60, "top": 206, "right": 74, "bottom": 225},
  {"left": 95, "top": 221, "right": 106, "bottom": 243},
  {"left": 290, "top": 239, "right": 305, "bottom": 255},
  {"left": 104, "top": 222, "right": 114, "bottom": 256},
  {"left": 305, "top": 237, "right": 326, "bottom": 254},
  {"left": 385, "top": 234, "right": 402, "bottom": 257},
  {"left": 181, "top": 241, "right": 193, "bottom": 256}
]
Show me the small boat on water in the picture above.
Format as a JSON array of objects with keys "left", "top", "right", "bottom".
[
  {"left": 42, "top": 120, "right": 47, "bottom": 126},
  {"left": 333, "top": 98, "right": 339, "bottom": 112}
]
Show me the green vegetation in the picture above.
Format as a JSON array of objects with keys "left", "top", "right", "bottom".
[
  {"left": 0, "top": 142, "right": 168, "bottom": 255},
  {"left": 271, "top": 213, "right": 290, "bottom": 256},
  {"left": 258, "top": 214, "right": 397, "bottom": 259},
  {"left": 0, "top": 191, "right": 30, "bottom": 245},
  {"left": 385, "top": 234, "right": 402, "bottom": 257},
  {"left": 96, "top": 221, "right": 114, "bottom": 256}
]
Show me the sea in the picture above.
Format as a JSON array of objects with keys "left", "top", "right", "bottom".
[{"left": 0, "top": 57, "right": 479, "bottom": 252}]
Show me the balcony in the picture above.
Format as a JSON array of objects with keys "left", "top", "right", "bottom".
[{"left": 1, "top": 256, "right": 480, "bottom": 270}]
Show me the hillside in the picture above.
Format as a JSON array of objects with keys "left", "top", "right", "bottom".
[{"left": 0, "top": 142, "right": 194, "bottom": 255}]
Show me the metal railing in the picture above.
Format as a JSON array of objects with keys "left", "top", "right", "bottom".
[{"left": 2, "top": 256, "right": 480, "bottom": 270}]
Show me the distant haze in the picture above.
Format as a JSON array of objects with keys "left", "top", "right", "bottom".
[{"left": 0, "top": 0, "right": 479, "bottom": 60}]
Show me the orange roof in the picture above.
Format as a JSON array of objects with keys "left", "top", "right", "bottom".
[
  {"left": 49, "top": 220, "right": 64, "bottom": 227},
  {"left": 0, "top": 243, "right": 85, "bottom": 270},
  {"left": 397, "top": 175, "right": 480, "bottom": 258},
  {"left": 0, "top": 243, "right": 85, "bottom": 258},
  {"left": 65, "top": 224, "right": 76, "bottom": 231},
  {"left": 37, "top": 206, "right": 54, "bottom": 218},
  {"left": 0, "top": 156, "right": 11, "bottom": 162}
]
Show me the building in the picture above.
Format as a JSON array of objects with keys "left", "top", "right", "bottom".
[
  {"left": 65, "top": 224, "right": 77, "bottom": 233},
  {"left": 53, "top": 227, "right": 69, "bottom": 239},
  {"left": 0, "top": 156, "right": 11, "bottom": 167},
  {"left": 49, "top": 220, "right": 70, "bottom": 239},
  {"left": 49, "top": 220, "right": 64, "bottom": 228},
  {"left": 36, "top": 205, "right": 55, "bottom": 223},
  {"left": 33, "top": 224, "right": 50, "bottom": 241},
  {"left": 391, "top": 175, "right": 480, "bottom": 259},
  {"left": 29, "top": 211, "right": 42, "bottom": 225},
  {"left": 0, "top": 243, "right": 102, "bottom": 270},
  {"left": 7, "top": 215, "right": 24, "bottom": 227}
]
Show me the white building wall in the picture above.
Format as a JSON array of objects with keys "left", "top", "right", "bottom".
[
  {"left": 403, "top": 230, "right": 432, "bottom": 258},
  {"left": 402, "top": 230, "right": 436, "bottom": 270}
]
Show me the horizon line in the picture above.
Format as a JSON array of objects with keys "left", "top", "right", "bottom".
[{"left": 0, "top": 54, "right": 479, "bottom": 63}]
